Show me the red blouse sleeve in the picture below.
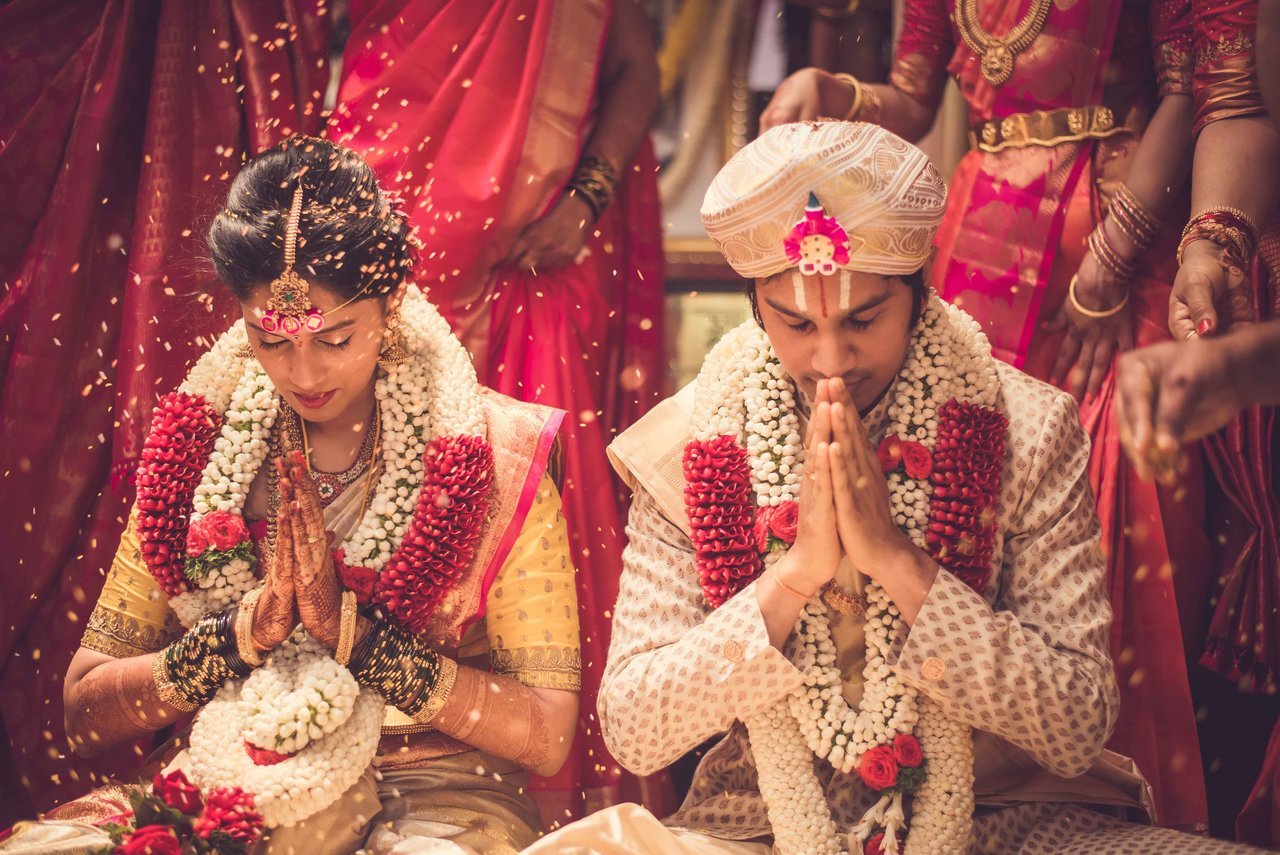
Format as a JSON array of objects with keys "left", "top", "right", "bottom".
[
  {"left": 1150, "top": 0, "right": 1193, "bottom": 97},
  {"left": 889, "top": 0, "right": 955, "bottom": 111},
  {"left": 1191, "top": 0, "right": 1265, "bottom": 132}
]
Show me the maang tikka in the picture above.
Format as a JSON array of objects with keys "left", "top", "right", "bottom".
[{"left": 261, "top": 184, "right": 326, "bottom": 335}]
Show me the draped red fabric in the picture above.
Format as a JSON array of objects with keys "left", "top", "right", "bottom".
[
  {"left": 0, "top": 0, "right": 328, "bottom": 821},
  {"left": 331, "top": 0, "right": 673, "bottom": 822}
]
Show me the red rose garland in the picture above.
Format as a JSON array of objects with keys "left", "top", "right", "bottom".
[
  {"left": 373, "top": 434, "right": 494, "bottom": 633},
  {"left": 136, "top": 392, "right": 221, "bottom": 597},
  {"left": 136, "top": 397, "right": 494, "bottom": 634},
  {"left": 926, "top": 400, "right": 1007, "bottom": 595},
  {"left": 683, "top": 435, "right": 761, "bottom": 608}
]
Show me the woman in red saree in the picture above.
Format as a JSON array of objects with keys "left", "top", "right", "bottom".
[
  {"left": 327, "top": 0, "right": 671, "bottom": 824},
  {"left": 1156, "top": 0, "right": 1280, "bottom": 840},
  {"left": 762, "top": 0, "right": 1209, "bottom": 830}
]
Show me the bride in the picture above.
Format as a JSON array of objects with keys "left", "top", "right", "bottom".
[{"left": 7, "top": 137, "right": 580, "bottom": 854}]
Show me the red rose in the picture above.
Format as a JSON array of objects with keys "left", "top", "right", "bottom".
[
  {"left": 899, "top": 440, "right": 932, "bottom": 479},
  {"left": 752, "top": 508, "right": 771, "bottom": 552},
  {"left": 192, "top": 787, "right": 264, "bottom": 844},
  {"left": 118, "top": 825, "right": 181, "bottom": 855},
  {"left": 767, "top": 501, "right": 799, "bottom": 545},
  {"left": 334, "top": 550, "right": 378, "bottom": 604},
  {"left": 876, "top": 436, "right": 903, "bottom": 474},
  {"left": 893, "top": 733, "right": 923, "bottom": 768},
  {"left": 152, "top": 769, "right": 203, "bottom": 814},
  {"left": 858, "top": 745, "right": 899, "bottom": 790},
  {"left": 202, "top": 510, "right": 249, "bottom": 551},
  {"left": 185, "top": 525, "right": 210, "bottom": 558}
]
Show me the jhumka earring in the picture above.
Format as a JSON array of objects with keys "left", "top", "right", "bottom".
[
  {"left": 378, "top": 308, "right": 411, "bottom": 368},
  {"left": 233, "top": 343, "right": 255, "bottom": 359},
  {"left": 261, "top": 185, "right": 326, "bottom": 335}
]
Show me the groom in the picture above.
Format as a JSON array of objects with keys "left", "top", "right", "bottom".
[{"left": 527, "top": 120, "right": 1261, "bottom": 853}]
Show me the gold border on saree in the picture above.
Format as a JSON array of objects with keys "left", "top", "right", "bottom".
[{"left": 969, "top": 105, "right": 1130, "bottom": 153}]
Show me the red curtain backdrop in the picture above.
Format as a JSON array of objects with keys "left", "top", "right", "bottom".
[{"left": 0, "top": 0, "right": 329, "bottom": 822}]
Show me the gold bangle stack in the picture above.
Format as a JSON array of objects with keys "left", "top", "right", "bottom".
[
  {"left": 822, "top": 581, "right": 868, "bottom": 617},
  {"left": 1177, "top": 206, "right": 1260, "bottom": 269},
  {"left": 1087, "top": 225, "right": 1136, "bottom": 282},
  {"left": 834, "top": 73, "right": 881, "bottom": 124},
  {"left": 235, "top": 586, "right": 266, "bottom": 668},
  {"left": 411, "top": 655, "right": 459, "bottom": 725},
  {"left": 1109, "top": 183, "right": 1160, "bottom": 250},
  {"left": 1069, "top": 274, "right": 1130, "bottom": 319},
  {"left": 335, "top": 589, "right": 358, "bottom": 667}
]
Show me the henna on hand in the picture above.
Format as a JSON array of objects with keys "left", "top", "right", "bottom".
[{"left": 288, "top": 453, "right": 344, "bottom": 649}]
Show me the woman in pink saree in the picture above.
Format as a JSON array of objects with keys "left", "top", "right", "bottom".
[
  {"left": 328, "top": 0, "right": 672, "bottom": 825},
  {"left": 762, "top": 0, "right": 1208, "bottom": 831}
]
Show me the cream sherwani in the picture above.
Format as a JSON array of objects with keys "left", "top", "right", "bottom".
[{"left": 526, "top": 364, "right": 1264, "bottom": 854}]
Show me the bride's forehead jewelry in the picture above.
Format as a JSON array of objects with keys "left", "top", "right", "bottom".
[
  {"left": 260, "top": 184, "right": 376, "bottom": 335},
  {"left": 783, "top": 192, "right": 855, "bottom": 316}
]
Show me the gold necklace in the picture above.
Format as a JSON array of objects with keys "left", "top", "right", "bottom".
[
  {"left": 281, "top": 404, "right": 381, "bottom": 508},
  {"left": 955, "top": 0, "right": 1052, "bottom": 86}
]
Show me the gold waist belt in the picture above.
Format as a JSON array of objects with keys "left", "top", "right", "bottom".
[{"left": 970, "top": 105, "right": 1130, "bottom": 153}]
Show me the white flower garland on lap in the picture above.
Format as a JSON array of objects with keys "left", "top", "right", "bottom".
[
  {"left": 686, "top": 296, "right": 1005, "bottom": 854},
  {"left": 136, "top": 285, "right": 492, "bottom": 827}
]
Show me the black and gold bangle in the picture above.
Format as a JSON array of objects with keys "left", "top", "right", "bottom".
[
  {"left": 348, "top": 619, "right": 443, "bottom": 717},
  {"left": 565, "top": 154, "right": 618, "bottom": 222},
  {"left": 154, "top": 611, "right": 251, "bottom": 711}
]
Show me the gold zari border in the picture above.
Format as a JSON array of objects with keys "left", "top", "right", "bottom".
[
  {"left": 969, "top": 105, "right": 1131, "bottom": 153},
  {"left": 490, "top": 645, "right": 582, "bottom": 691}
]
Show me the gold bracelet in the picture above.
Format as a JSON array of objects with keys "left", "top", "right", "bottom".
[
  {"left": 335, "top": 589, "right": 358, "bottom": 667},
  {"left": 236, "top": 586, "right": 266, "bottom": 668},
  {"left": 821, "top": 581, "right": 868, "bottom": 617},
  {"left": 1068, "top": 274, "right": 1129, "bottom": 319},
  {"left": 834, "top": 73, "right": 863, "bottom": 121},
  {"left": 411, "top": 655, "right": 459, "bottom": 725},
  {"left": 151, "top": 653, "right": 198, "bottom": 713},
  {"left": 771, "top": 568, "right": 814, "bottom": 601}
]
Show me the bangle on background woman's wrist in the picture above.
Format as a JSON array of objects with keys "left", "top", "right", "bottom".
[
  {"left": 565, "top": 155, "right": 618, "bottom": 222},
  {"left": 1177, "top": 207, "right": 1259, "bottom": 269}
]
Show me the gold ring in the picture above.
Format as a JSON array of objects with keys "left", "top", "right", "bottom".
[{"left": 307, "top": 536, "right": 319, "bottom": 544}]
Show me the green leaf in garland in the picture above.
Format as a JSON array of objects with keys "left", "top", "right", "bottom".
[{"left": 184, "top": 541, "right": 256, "bottom": 583}]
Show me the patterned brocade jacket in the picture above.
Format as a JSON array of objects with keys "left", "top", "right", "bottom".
[{"left": 602, "top": 362, "right": 1150, "bottom": 842}]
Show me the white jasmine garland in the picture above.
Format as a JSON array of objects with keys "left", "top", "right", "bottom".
[
  {"left": 164, "top": 284, "right": 488, "bottom": 826},
  {"left": 188, "top": 632, "right": 383, "bottom": 828},
  {"left": 692, "top": 295, "right": 999, "bottom": 854}
]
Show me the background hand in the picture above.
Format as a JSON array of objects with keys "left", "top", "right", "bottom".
[
  {"left": 503, "top": 193, "right": 594, "bottom": 272},
  {"left": 759, "top": 68, "right": 852, "bottom": 130},
  {"left": 1043, "top": 252, "right": 1134, "bottom": 402},
  {"left": 1115, "top": 338, "right": 1241, "bottom": 485},
  {"left": 281, "top": 451, "right": 344, "bottom": 649},
  {"left": 1169, "top": 240, "right": 1253, "bottom": 340}
]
